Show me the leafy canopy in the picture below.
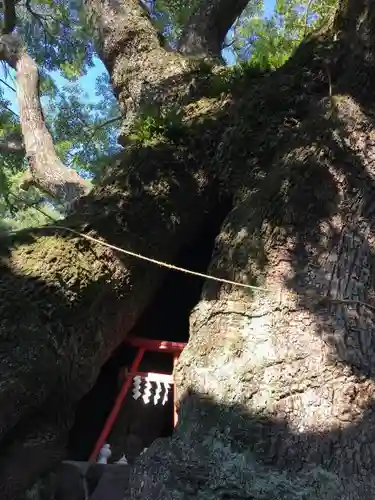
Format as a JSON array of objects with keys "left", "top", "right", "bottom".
[{"left": 230, "top": 0, "right": 338, "bottom": 68}]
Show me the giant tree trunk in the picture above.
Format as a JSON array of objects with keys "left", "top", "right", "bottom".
[
  {"left": 125, "top": 3, "right": 375, "bottom": 499},
  {"left": 2, "top": 0, "right": 375, "bottom": 499}
]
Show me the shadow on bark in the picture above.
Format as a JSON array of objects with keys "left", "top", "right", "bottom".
[
  {"left": 3, "top": 26, "right": 375, "bottom": 498},
  {"left": 126, "top": 388, "right": 372, "bottom": 499},
  {"left": 0, "top": 92, "right": 234, "bottom": 496}
]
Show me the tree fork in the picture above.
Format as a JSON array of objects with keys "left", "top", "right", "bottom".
[
  {"left": 3, "top": 0, "right": 374, "bottom": 498},
  {"left": 0, "top": 106, "right": 227, "bottom": 498},
  {"left": 178, "top": 0, "right": 249, "bottom": 58}
]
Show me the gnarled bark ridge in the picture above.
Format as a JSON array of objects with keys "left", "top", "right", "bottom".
[
  {"left": 2, "top": 0, "right": 375, "bottom": 499},
  {"left": 84, "top": 0, "right": 192, "bottom": 141}
]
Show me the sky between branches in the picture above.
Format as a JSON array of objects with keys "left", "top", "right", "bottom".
[
  {"left": 0, "top": 0, "right": 277, "bottom": 115},
  {"left": 0, "top": 0, "right": 335, "bottom": 230}
]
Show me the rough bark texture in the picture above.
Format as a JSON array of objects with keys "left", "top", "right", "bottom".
[
  {"left": 178, "top": 0, "right": 249, "bottom": 58},
  {"left": 16, "top": 52, "right": 91, "bottom": 204},
  {"left": 84, "top": 0, "right": 208, "bottom": 142},
  {"left": 0, "top": 33, "right": 91, "bottom": 205},
  {"left": 124, "top": 2, "right": 375, "bottom": 499},
  {"left": 3, "top": 0, "right": 375, "bottom": 498},
  {"left": 1, "top": 0, "right": 17, "bottom": 34},
  {"left": 0, "top": 99, "right": 227, "bottom": 498}
]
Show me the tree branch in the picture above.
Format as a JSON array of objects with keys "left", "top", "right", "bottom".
[
  {"left": 83, "top": 0, "right": 188, "bottom": 138},
  {"left": 84, "top": 0, "right": 166, "bottom": 77},
  {"left": 0, "top": 33, "right": 91, "bottom": 205},
  {"left": 1, "top": 102, "right": 19, "bottom": 120},
  {"left": 89, "top": 115, "right": 121, "bottom": 138},
  {"left": 178, "top": 0, "right": 249, "bottom": 58},
  {"left": 1, "top": 0, "right": 17, "bottom": 34},
  {"left": 8, "top": 191, "right": 58, "bottom": 221},
  {"left": 0, "top": 75, "right": 16, "bottom": 92},
  {"left": 303, "top": 0, "right": 315, "bottom": 36},
  {"left": 25, "top": 0, "right": 53, "bottom": 47}
]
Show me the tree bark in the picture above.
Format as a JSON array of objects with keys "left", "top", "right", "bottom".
[
  {"left": 0, "top": 111, "right": 225, "bottom": 498},
  {"left": 0, "top": 30, "right": 91, "bottom": 206},
  {"left": 178, "top": 0, "right": 249, "bottom": 58},
  {"left": 1, "top": 0, "right": 17, "bottom": 34},
  {"left": 124, "top": 2, "right": 375, "bottom": 500},
  {"left": 16, "top": 51, "right": 91, "bottom": 204},
  {"left": 84, "top": 0, "right": 201, "bottom": 142},
  {"left": 4, "top": 0, "right": 375, "bottom": 498}
]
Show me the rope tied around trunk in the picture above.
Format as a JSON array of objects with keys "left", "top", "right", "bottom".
[
  {"left": 7, "top": 224, "right": 375, "bottom": 313},
  {"left": 47, "top": 225, "right": 271, "bottom": 292}
]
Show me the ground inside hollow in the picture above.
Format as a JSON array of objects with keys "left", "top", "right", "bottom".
[{"left": 67, "top": 199, "right": 232, "bottom": 462}]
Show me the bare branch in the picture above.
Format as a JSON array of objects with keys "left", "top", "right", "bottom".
[
  {"left": 89, "top": 115, "right": 121, "bottom": 137},
  {"left": 2, "top": 0, "right": 17, "bottom": 34},
  {"left": 0, "top": 33, "right": 91, "bottom": 205},
  {"left": 2, "top": 103, "right": 19, "bottom": 119},
  {"left": 222, "top": 39, "right": 235, "bottom": 49},
  {"left": 8, "top": 191, "right": 58, "bottom": 221},
  {"left": 303, "top": 0, "right": 315, "bottom": 36},
  {"left": 25, "top": 0, "right": 54, "bottom": 45},
  {"left": 178, "top": 0, "right": 249, "bottom": 58}
]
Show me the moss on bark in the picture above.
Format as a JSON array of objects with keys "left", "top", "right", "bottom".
[
  {"left": 122, "top": 7, "right": 375, "bottom": 500},
  {"left": 0, "top": 89, "right": 234, "bottom": 496},
  {"left": 3, "top": 1, "right": 375, "bottom": 497}
]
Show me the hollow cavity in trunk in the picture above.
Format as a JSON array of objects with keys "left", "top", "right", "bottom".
[{"left": 67, "top": 199, "right": 232, "bottom": 462}]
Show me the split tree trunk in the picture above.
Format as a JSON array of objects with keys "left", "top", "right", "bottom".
[
  {"left": 2, "top": 0, "right": 375, "bottom": 499},
  {"left": 0, "top": 91, "right": 226, "bottom": 500},
  {"left": 0, "top": 2, "right": 231, "bottom": 495}
]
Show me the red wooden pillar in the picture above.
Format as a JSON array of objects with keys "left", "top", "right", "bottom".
[
  {"left": 89, "top": 347, "right": 145, "bottom": 462},
  {"left": 89, "top": 337, "right": 186, "bottom": 462}
]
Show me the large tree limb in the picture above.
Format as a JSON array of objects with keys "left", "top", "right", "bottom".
[
  {"left": 178, "top": 0, "right": 250, "bottom": 58},
  {"left": 84, "top": 0, "right": 194, "bottom": 140},
  {"left": 1, "top": 0, "right": 17, "bottom": 34},
  {"left": 0, "top": 33, "right": 91, "bottom": 205}
]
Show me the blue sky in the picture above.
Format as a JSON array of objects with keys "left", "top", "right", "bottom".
[{"left": 1, "top": 0, "right": 276, "bottom": 114}]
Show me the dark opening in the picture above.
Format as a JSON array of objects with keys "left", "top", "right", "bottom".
[{"left": 67, "top": 199, "right": 232, "bottom": 462}]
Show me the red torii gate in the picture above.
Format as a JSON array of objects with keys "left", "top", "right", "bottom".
[{"left": 89, "top": 336, "right": 186, "bottom": 462}]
